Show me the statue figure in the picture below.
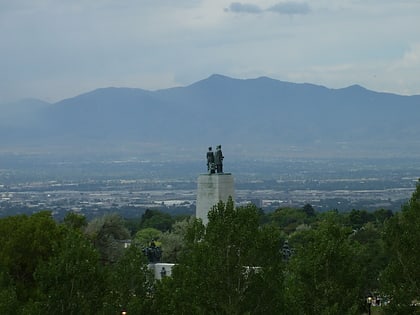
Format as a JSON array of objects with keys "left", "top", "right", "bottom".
[
  {"left": 282, "top": 240, "right": 292, "bottom": 261},
  {"left": 143, "top": 240, "right": 162, "bottom": 263},
  {"left": 160, "top": 266, "right": 167, "bottom": 278},
  {"left": 215, "top": 145, "right": 224, "bottom": 173},
  {"left": 207, "top": 147, "right": 215, "bottom": 174}
]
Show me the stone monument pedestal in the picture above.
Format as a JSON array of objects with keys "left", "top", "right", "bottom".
[{"left": 196, "top": 173, "right": 235, "bottom": 225}]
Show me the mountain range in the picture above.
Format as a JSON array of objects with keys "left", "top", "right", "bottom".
[{"left": 1, "top": 74, "right": 420, "bottom": 159}]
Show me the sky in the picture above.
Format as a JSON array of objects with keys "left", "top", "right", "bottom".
[{"left": 1, "top": 0, "right": 419, "bottom": 103}]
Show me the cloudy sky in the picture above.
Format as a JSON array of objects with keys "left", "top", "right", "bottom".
[{"left": 1, "top": 0, "right": 419, "bottom": 103}]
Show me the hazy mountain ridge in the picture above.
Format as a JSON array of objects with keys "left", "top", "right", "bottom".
[{"left": 1, "top": 74, "right": 419, "bottom": 158}]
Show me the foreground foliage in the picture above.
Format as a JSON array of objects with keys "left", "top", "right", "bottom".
[
  {"left": 1, "top": 181, "right": 420, "bottom": 314},
  {"left": 380, "top": 181, "right": 420, "bottom": 314},
  {"left": 152, "top": 199, "right": 285, "bottom": 314}
]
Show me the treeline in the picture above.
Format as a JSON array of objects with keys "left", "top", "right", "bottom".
[{"left": 1, "top": 182, "right": 420, "bottom": 314}]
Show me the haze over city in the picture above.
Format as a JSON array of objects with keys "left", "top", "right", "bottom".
[
  {"left": 2, "top": 0, "right": 420, "bottom": 219},
  {"left": 1, "top": 0, "right": 420, "bottom": 103},
  {"left": 2, "top": 2, "right": 420, "bottom": 313}
]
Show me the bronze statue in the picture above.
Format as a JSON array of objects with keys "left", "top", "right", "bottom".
[
  {"left": 143, "top": 240, "right": 162, "bottom": 263},
  {"left": 215, "top": 145, "right": 224, "bottom": 173},
  {"left": 207, "top": 147, "right": 215, "bottom": 174}
]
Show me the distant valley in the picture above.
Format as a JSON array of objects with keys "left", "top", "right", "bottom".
[{"left": 1, "top": 157, "right": 419, "bottom": 218}]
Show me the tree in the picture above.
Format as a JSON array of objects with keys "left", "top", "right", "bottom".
[
  {"left": 140, "top": 209, "right": 173, "bottom": 232},
  {"left": 154, "top": 198, "right": 285, "bottom": 314},
  {"left": 85, "top": 213, "right": 130, "bottom": 264},
  {"left": 0, "top": 270, "right": 18, "bottom": 315},
  {"left": 268, "top": 207, "right": 309, "bottom": 234},
  {"left": 285, "top": 213, "right": 367, "bottom": 314},
  {"left": 351, "top": 222, "right": 388, "bottom": 293},
  {"left": 102, "top": 245, "right": 155, "bottom": 314},
  {"left": 347, "top": 209, "right": 375, "bottom": 230},
  {"left": 0, "top": 211, "right": 61, "bottom": 303},
  {"left": 302, "top": 203, "right": 316, "bottom": 217},
  {"left": 134, "top": 227, "right": 162, "bottom": 248},
  {"left": 62, "top": 211, "right": 87, "bottom": 230},
  {"left": 373, "top": 208, "right": 393, "bottom": 225},
  {"left": 380, "top": 180, "right": 420, "bottom": 314},
  {"left": 159, "top": 216, "right": 194, "bottom": 263},
  {"left": 35, "top": 228, "right": 105, "bottom": 315}
]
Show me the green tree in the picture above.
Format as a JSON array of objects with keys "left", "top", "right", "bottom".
[
  {"left": 134, "top": 227, "right": 162, "bottom": 248},
  {"left": 0, "top": 211, "right": 61, "bottom": 303},
  {"left": 373, "top": 208, "right": 393, "bottom": 225},
  {"left": 0, "top": 270, "right": 18, "bottom": 315},
  {"left": 380, "top": 180, "right": 420, "bottom": 314},
  {"left": 102, "top": 245, "right": 155, "bottom": 314},
  {"left": 159, "top": 216, "right": 195, "bottom": 263},
  {"left": 140, "top": 209, "right": 174, "bottom": 232},
  {"left": 347, "top": 209, "right": 375, "bottom": 230},
  {"left": 268, "top": 207, "right": 309, "bottom": 234},
  {"left": 286, "top": 214, "right": 367, "bottom": 314},
  {"left": 351, "top": 222, "right": 388, "bottom": 293},
  {"left": 62, "top": 211, "right": 87, "bottom": 230},
  {"left": 154, "top": 199, "right": 285, "bottom": 314},
  {"left": 302, "top": 203, "right": 316, "bottom": 217},
  {"left": 85, "top": 213, "right": 130, "bottom": 264},
  {"left": 35, "top": 228, "right": 104, "bottom": 315}
]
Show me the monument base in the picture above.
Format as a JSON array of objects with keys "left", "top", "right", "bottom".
[{"left": 196, "top": 173, "right": 235, "bottom": 225}]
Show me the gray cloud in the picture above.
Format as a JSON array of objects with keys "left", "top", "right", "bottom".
[
  {"left": 226, "top": 2, "right": 263, "bottom": 14},
  {"left": 1, "top": 1, "right": 419, "bottom": 102},
  {"left": 226, "top": 2, "right": 310, "bottom": 15},
  {"left": 268, "top": 2, "right": 310, "bottom": 15}
]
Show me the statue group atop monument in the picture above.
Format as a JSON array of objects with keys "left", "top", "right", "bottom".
[{"left": 207, "top": 145, "right": 224, "bottom": 174}]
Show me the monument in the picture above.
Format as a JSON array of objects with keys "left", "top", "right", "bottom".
[{"left": 196, "top": 145, "right": 234, "bottom": 225}]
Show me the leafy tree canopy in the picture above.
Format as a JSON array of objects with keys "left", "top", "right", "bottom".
[
  {"left": 155, "top": 198, "right": 286, "bottom": 314},
  {"left": 85, "top": 213, "right": 130, "bottom": 264},
  {"left": 140, "top": 209, "right": 174, "bottom": 232},
  {"left": 134, "top": 227, "right": 162, "bottom": 248},
  {"left": 0, "top": 211, "right": 61, "bottom": 302},
  {"left": 381, "top": 179, "right": 420, "bottom": 313},
  {"left": 286, "top": 213, "right": 367, "bottom": 315}
]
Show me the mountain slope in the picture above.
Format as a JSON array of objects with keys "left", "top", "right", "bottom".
[{"left": 1, "top": 75, "right": 420, "bottom": 158}]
